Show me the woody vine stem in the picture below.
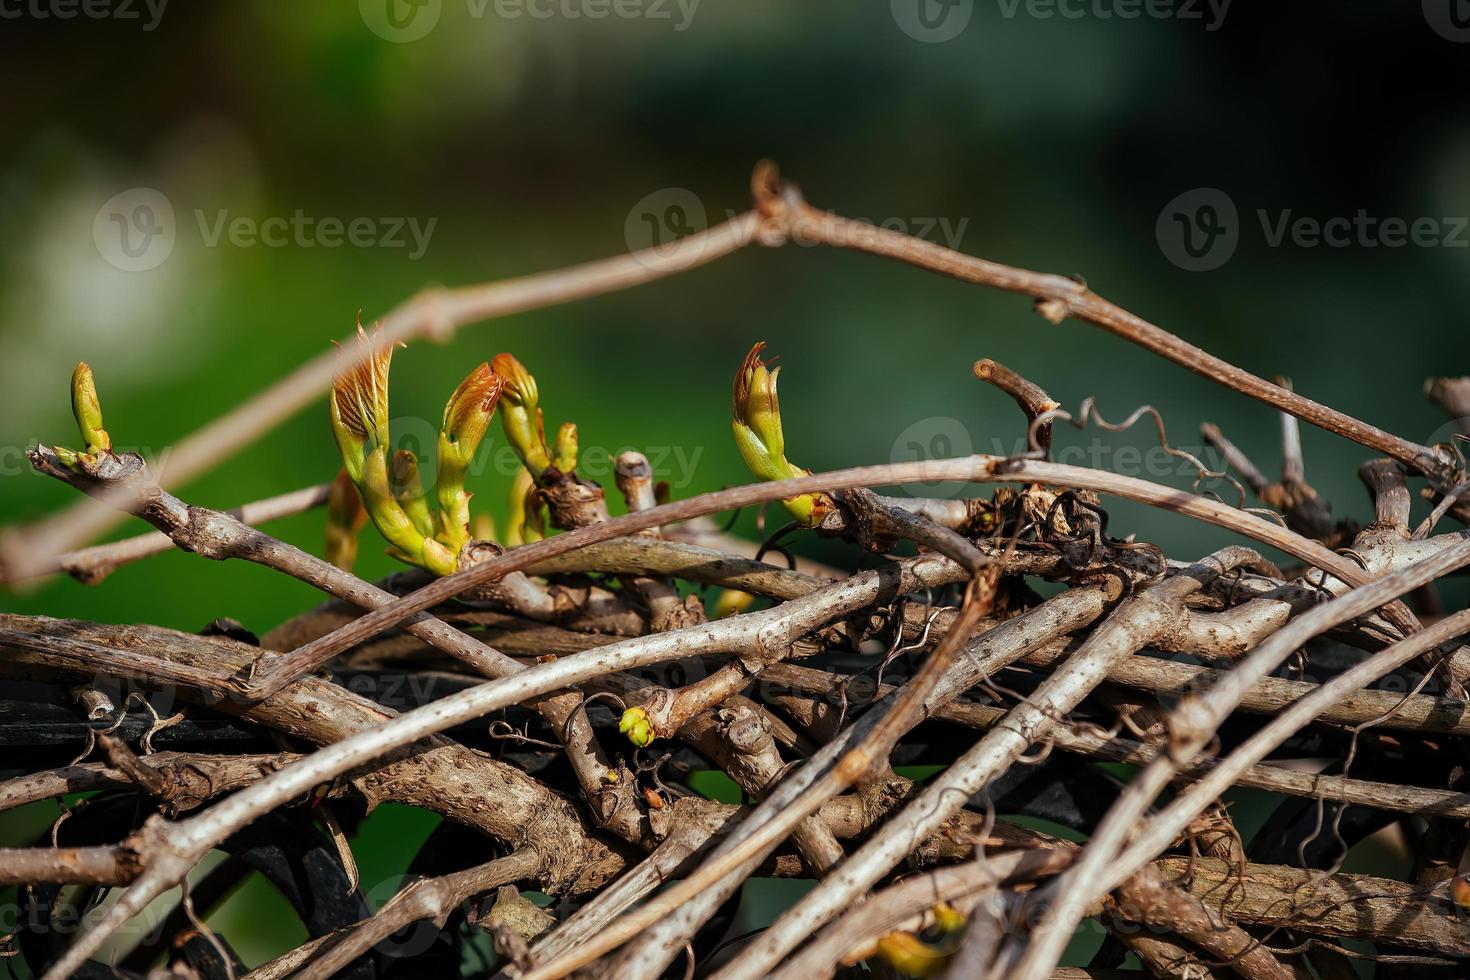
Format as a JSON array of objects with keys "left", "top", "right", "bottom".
[{"left": 1, "top": 162, "right": 1468, "bottom": 980}]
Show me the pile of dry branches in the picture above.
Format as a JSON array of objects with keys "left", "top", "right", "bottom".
[{"left": 3, "top": 164, "right": 1469, "bottom": 979}]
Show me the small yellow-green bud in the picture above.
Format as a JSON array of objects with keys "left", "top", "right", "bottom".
[
  {"left": 732, "top": 342, "right": 786, "bottom": 479},
  {"left": 329, "top": 322, "right": 398, "bottom": 482},
  {"left": 492, "top": 352, "right": 552, "bottom": 477},
  {"left": 931, "top": 902, "right": 966, "bottom": 934},
  {"left": 618, "top": 706, "right": 654, "bottom": 747},
  {"left": 436, "top": 363, "right": 502, "bottom": 552},
  {"left": 360, "top": 445, "right": 457, "bottom": 577},
  {"left": 552, "top": 421, "right": 578, "bottom": 472},
  {"left": 712, "top": 589, "right": 756, "bottom": 618},
  {"left": 503, "top": 468, "right": 543, "bottom": 546},
  {"left": 731, "top": 342, "right": 835, "bottom": 528},
  {"left": 874, "top": 932, "right": 951, "bottom": 977},
  {"left": 439, "top": 363, "right": 501, "bottom": 475},
  {"left": 70, "top": 362, "right": 111, "bottom": 455},
  {"left": 390, "top": 449, "right": 435, "bottom": 537},
  {"left": 492, "top": 351, "right": 538, "bottom": 409}
]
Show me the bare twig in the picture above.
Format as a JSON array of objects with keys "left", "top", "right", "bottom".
[
  {"left": 973, "top": 358, "right": 1061, "bottom": 454},
  {"left": 706, "top": 549, "right": 1261, "bottom": 980},
  {"left": 0, "top": 751, "right": 305, "bottom": 815},
  {"left": 1003, "top": 535, "right": 1470, "bottom": 980},
  {"left": 243, "top": 454, "right": 1392, "bottom": 702},
  {"left": 1156, "top": 856, "right": 1470, "bottom": 957},
  {"left": 95, "top": 731, "right": 171, "bottom": 799},
  {"left": 0, "top": 210, "right": 762, "bottom": 583},
  {"left": 0, "top": 844, "right": 140, "bottom": 886},
  {"left": 520, "top": 584, "right": 1108, "bottom": 978},
  {"left": 770, "top": 849, "right": 1074, "bottom": 980},
  {"left": 1202, "top": 423, "right": 1270, "bottom": 495},
  {"left": 29, "top": 482, "right": 330, "bottom": 584},
  {"left": 293, "top": 850, "right": 539, "bottom": 980},
  {"left": 762, "top": 663, "right": 1470, "bottom": 819},
  {"left": 24, "top": 445, "right": 639, "bottom": 842},
  {"left": 750, "top": 163, "right": 1449, "bottom": 479}
]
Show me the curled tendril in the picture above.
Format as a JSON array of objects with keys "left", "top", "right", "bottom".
[
  {"left": 753, "top": 520, "right": 801, "bottom": 567},
  {"left": 874, "top": 602, "right": 942, "bottom": 692},
  {"left": 1031, "top": 489, "right": 1166, "bottom": 584},
  {"left": 632, "top": 748, "right": 681, "bottom": 800},
  {"left": 716, "top": 500, "right": 745, "bottom": 534},
  {"left": 488, "top": 719, "right": 562, "bottom": 751},
  {"left": 570, "top": 691, "right": 628, "bottom": 732},
  {"left": 1027, "top": 397, "right": 1253, "bottom": 510}
]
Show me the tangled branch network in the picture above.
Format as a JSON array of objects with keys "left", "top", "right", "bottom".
[{"left": 3, "top": 163, "right": 1469, "bottom": 980}]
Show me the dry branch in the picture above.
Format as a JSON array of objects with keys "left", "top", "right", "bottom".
[{"left": 5, "top": 162, "right": 1468, "bottom": 980}]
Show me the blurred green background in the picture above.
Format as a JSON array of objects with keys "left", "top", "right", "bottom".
[
  {"left": 5, "top": 1, "right": 1470, "bottom": 628},
  {"left": 1, "top": 0, "right": 1465, "bottom": 972}
]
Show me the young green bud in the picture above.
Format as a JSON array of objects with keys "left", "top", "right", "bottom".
[
  {"left": 436, "top": 363, "right": 502, "bottom": 552},
  {"left": 492, "top": 352, "right": 552, "bottom": 477},
  {"left": 492, "top": 350, "right": 538, "bottom": 408},
  {"left": 711, "top": 588, "right": 756, "bottom": 619},
  {"left": 440, "top": 363, "right": 502, "bottom": 474},
  {"left": 325, "top": 468, "right": 368, "bottom": 571},
  {"left": 732, "top": 342, "right": 787, "bottom": 482},
  {"left": 70, "top": 362, "right": 111, "bottom": 456},
  {"left": 731, "top": 342, "right": 835, "bottom": 528},
  {"left": 874, "top": 932, "right": 951, "bottom": 977},
  {"left": 618, "top": 706, "right": 654, "bottom": 747},
  {"left": 361, "top": 443, "right": 457, "bottom": 577},
  {"left": 390, "top": 449, "right": 435, "bottom": 537},
  {"left": 552, "top": 421, "right": 578, "bottom": 473},
  {"left": 503, "top": 468, "right": 543, "bottom": 546},
  {"left": 931, "top": 902, "right": 966, "bottom": 934},
  {"left": 325, "top": 327, "right": 467, "bottom": 578},
  {"left": 329, "top": 322, "right": 397, "bottom": 483}
]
